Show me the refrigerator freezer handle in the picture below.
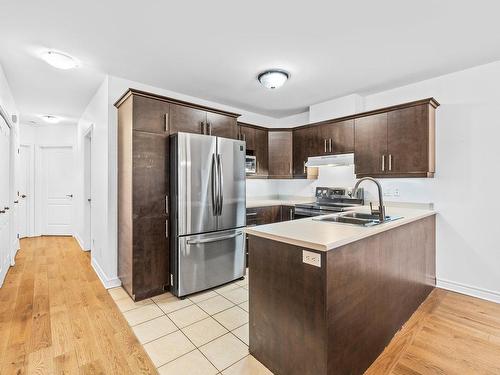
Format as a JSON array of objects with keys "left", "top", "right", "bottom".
[
  {"left": 212, "top": 153, "right": 218, "bottom": 215},
  {"left": 217, "top": 154, "right": 223, "bottom": 215},
  {"left": 187, "top": 231, "right": 243, "bottom": 245}
]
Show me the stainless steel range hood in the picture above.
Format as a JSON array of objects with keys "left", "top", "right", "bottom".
[{"left": 305, "top": 153, "right": 354, "bottom": 167}]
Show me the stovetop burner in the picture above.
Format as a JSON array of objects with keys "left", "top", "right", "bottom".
[{"left": 293, "top": 187, "right": 365, "bottom": 217}]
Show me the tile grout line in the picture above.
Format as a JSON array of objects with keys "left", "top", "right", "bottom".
[
  {"left": 113, "top": 281, "right": 250, "bottom": 373},
  {"left": 151, "top": 296, "right": 224, "bottom": 372}
]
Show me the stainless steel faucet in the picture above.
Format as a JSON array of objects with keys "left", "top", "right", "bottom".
[{"left": 353, "top": 177, "right": 386, "bottom": 222}]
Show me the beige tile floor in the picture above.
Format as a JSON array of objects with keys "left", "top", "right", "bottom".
[{"left": 109, "top": 270, "right": 273, "bottom": 375}]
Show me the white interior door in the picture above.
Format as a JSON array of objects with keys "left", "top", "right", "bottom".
[
  {"left": 0, "top": 116, "right": 10, "bottom": 280},
  {"left": 39, "top": 146, "right": 75, "bottom": 235},
  {"left": 18, "top": 145, "right": 31, "bottom": 238}
]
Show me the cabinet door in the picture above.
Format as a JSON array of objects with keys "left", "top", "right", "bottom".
[
  {"left": 207, "top": 112, "right": 238, "bottom": 139},
  {"left": 254, "top": 128, "right": 269, "bottom": 176},
  {"left": 268, "top": 131, "right": 293, "bottom": 178},
  {"left": 293, "top": 127, "right": 316, "bottom": 177},
  {"left": 133, "top": 95, "right": 170, "bottom": 134},
  {"left": 239, "top": 125, "right": 256, "bottom": 151},
  {"left": 280, "top": 205, "right": 295, "bottom": 221},
  {"left": 387, "top": 105, "right": 429, "bottom": 174},
  {"left": 170, "top": 103, "right": 207, "bottom": 135},
  {"left": 320, "top": 119, "right": 354, "bottom": 155},
  {"left": 256, "top": 206, "right": 281, "bottom": 225},
  {"left": 354, "top": 113, "right": 388, "bottom": 175}
]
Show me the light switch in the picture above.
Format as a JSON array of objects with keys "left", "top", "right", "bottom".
[{"left": 302, "top": 250, "right": 321, "bottom": 267}]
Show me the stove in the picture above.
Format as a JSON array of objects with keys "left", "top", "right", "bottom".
[{"left": 294, "top": 187, "right": 364, "bottom": 219}]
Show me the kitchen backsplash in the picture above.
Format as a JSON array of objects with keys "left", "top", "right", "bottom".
[{"left": 246, "top": 165, "right": 435, "bottom": 205}]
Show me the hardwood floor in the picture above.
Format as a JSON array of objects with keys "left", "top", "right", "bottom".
[
  {"left": 0, "top": 236, "right": 157, "bottom": 375},
  {"left": 1, "top": 237, "right": 500, "bottom": 374},
  {"left": 366, "top": 288, "right": 500, "bottom": 374}
]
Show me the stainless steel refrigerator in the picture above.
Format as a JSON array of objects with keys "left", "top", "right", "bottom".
[{"left": 170, "top": 132, "right": 246, "bottom": 297}]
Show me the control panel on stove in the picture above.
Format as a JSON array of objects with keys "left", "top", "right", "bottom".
[{"left": 314, "top": 187, "right": 363, "bottom": 200}]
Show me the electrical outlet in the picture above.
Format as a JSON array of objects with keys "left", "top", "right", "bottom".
[
  {"left": 302, "top": 250, "right": 321, "bottom": 267},
  {"left": 394, "top": 188, "right": 400, "bottom": 197}
]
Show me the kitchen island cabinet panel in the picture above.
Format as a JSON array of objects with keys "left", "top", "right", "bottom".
[{"left": 248, "top": 215, "right": 436, "bottom": 375}]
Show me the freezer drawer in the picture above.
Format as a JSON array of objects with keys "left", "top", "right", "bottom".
[{"left": 177, "top": 228, "right": 246, "bottom": 297}]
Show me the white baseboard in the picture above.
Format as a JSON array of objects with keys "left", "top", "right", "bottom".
[
  {"left": 437, "top": 278, "right": 500, "bottom": 304},
  {"left": 0, "top": 258, "right": 10, "bottom": 288},
  {"left": 91, "top": 257, "right": 121, "bottom": 289},
  {"left": 74, "top": 233, "right": 89, "bottom": 251}
]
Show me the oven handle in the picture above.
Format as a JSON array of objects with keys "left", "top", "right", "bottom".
[{"left": 293, "top": 208, "right": 323, "bottom": 217}]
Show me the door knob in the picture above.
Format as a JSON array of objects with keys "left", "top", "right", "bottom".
[
  {"left": 4, "top": 207, "right": 9, "bottom": 210},
  {"left": 21, "top": 194, "right": 27, "bottom": 198},
  {"left": 0, "top": 210, "right": 5, "bottom": 214},
  {"left": 66, "top": 194, "right": 73, "bottom": 198},
  {"left": 14, "top": 200, "right": 19, "bottom": 204},
  {"left": 87, "top": 198, "right": 91, "bottom": 202}
]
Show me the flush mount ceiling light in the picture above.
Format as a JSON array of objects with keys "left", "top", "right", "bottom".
[
  {"left": 41, "top": 115, "right": 60, "bottom": 124},
  {"left": 257, "top": 69, "right": 289, "bottom": 89},
  {"left": 40, "top": 50, "right": 80, "bottom": 70}
]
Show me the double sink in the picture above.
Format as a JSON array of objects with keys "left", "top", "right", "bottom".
[{"left": 313, "top": 211, "right": 402, "bottom": 227}]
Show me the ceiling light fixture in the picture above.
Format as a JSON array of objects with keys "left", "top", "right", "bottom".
[
  {"left": 41, "top": 50, "right": 80, "bottom": 70},
  {"left": 41, "top": 115, "right": 60, "bottom": 124},
  {"left": 258, "top": 69, "right": 289, "bottom": 89}
]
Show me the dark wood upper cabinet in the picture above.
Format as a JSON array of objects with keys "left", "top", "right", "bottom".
[
  {"left": 354, "top": 113, "right": 388, "bottom": 176},
  {"left": 254, "top": 127, "right": 269, "bottom": 177},
  {"left": 387, "top": 105, "right": 434, "bottom": 176},
  {"left": 133, "top": 95, "right": 170, "bottom": 134},
  {"left": 238, "top": 124, "right": 256, "bottom": 151},
  {"left": 207, "top": 112, "right": 238, "bottom": 139},
  {"left": 268, "top": 131, "right": 293, "bottom": 178},
  {"left": 320, "top": 119, "right": 354, "bottom": 155},
  {"left": 169, "top": 103, "right": 207, "bottom": 135},
  {"left": 293, "top": 126, "right": 317, "bottom": 178},
  {"left": 354, "top": 100, "right": 438, "bottom": 178}
]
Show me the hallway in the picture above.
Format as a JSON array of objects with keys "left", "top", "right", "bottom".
[{"left": 0, "top": 236, "right": 157, "bottom": 374}]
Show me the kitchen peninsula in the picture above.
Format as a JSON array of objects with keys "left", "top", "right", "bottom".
[{"left": 246, "top": 206, "right": 436, "bottom": 375}]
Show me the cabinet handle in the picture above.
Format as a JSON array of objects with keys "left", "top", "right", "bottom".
[
  {"left": 303, "top": 160, "right": 306, "bottom": 174},
  {"left": 164, "top": 113, "right": 169, "bottom": 133},
  {"left": 243, "top": 133, "right": 246, "bottom": 141},
  {"left": 4, "top": 207, "right": 9, "bottom": 210},
  {"left": 381, "top": 155, "right": 385, "bottom": 172},
  {"left": 329, "top": 138, "right": 333, "bottom": 153},
  {"left": 289, "top": 208, "right": 294, "bottom": 219},
  {"left": 289, "top": 162, "right": 292, "bottom": 175},
  {"left": 0, "top": 210, "right": 5, "bottom": 214},
  {"left": 324, "top": 139, "right": 327, "bottom": 153},
  {"left": 389, "top": 154, "right": 392, "bottom": 171},
  {"left": 14, "top": 200, "right": 19, "bottom": 204},
  {"left": 207, "top": 122, "right": 212, "bottom": 135}
]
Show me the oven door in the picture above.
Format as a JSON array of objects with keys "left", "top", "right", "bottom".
[{"left": 293, "top": 207, "right": 325, "bottom": 219}]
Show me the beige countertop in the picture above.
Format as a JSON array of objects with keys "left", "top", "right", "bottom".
[
  {"left": 246, "top": 197, "right": 315, "bottom": 208},
  {"left": 245, "top": 206, "right": 436, "bottom": 252}
]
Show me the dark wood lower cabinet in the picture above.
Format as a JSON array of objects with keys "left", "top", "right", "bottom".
[{"left": 248, "top": 215, "right": 436, "bottom": 375}]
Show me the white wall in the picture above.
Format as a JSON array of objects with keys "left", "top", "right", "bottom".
[
  {"left": 248, "top": 60, "right": 500, "bottom": 303},
  {"left": 309, "top": 93, "right": 365, "bottom": 123},
  {"left": 76, "top": 78, "right": 113, "bottom": 286}
]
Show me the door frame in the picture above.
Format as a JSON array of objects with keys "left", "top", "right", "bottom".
[
  {"left": 82, "top": 125, "right": 93, "bottom": 251},
  {"left": 34, "top": 144, "right": 74, "bottom": 236},
  {"left": 18, "top": 144, "right": 35, "bottom": 238}
]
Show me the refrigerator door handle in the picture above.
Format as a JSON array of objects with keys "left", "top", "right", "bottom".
[
  {"left": 217, "top": 153, "right": 224, "bottom": 215},
  {"left": 187, "top": 231, "right": 243, "bottom": 245},
  {"left": 212, "top": 153, "right": 218, "bottom": 215}
]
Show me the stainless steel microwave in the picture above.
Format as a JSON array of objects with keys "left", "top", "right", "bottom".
[{"left": 245, "top": 155, "right": 256, "bottom": 174}]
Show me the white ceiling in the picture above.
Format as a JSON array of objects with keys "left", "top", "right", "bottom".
[{"left": 1, "top": 0, "right": 500, "bottom": 124}]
